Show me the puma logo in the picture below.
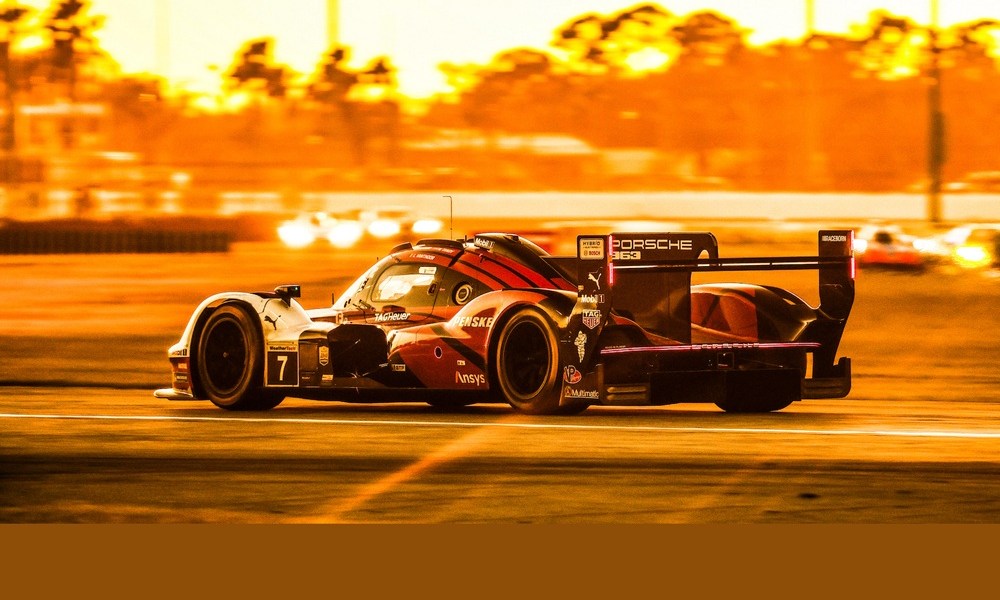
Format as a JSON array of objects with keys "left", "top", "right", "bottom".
[{"left": 587, "top": 271, "right": 602, "bottom": 290}]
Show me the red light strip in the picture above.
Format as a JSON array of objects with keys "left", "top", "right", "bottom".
[
  {"left": 607, "top": 234, "right": 615, "bottom": 286},
  {"left": 601, "top": 341, "right": 822, "bottom": 355}
]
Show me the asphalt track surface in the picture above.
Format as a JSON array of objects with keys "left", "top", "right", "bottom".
[{"left": 2, "top": 227, "right": 999, "bottom": 523}]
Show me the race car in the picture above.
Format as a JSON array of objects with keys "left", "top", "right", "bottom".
[
  {"left": 853, "top": 225, "right": 926, "bottom": 270},
  {"left": 155, "top": 230, "right": 855, "bottom": 415}
]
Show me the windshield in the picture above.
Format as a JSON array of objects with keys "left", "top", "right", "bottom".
[{"left": 332, "top": 262, "right": 381, "bottom": 309}]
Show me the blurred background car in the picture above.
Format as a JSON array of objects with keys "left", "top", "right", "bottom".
[
  {"left": 925, "top": 223, "right": 1000, "bottom": 269},
  {"left": 277, "top": 211, "right": 364, "bottom": 248},
  {"left": 277, "top": 206, "right": 443, "bottom": 249},
  {"left": 853, "top": 224, "right": 927, "bottom": 270},
  {"left": 354, "top": 206, "right": 444, "bottom": 241}
]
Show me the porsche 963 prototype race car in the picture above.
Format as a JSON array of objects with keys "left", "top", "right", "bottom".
[{"left": 155, "top": 230, "right": 855, "bottom": 415}]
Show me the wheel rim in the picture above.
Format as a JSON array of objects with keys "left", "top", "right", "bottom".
[
  {"left": 501, "top": 320, "right": 551, "bottom": 399},
  {"left": 203, "top": 317, "right": 249, "bottom": 395}
]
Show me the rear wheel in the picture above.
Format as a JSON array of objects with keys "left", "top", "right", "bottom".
[
  {"left": 494, "top": 308, "right": 563, "bottom": 415},
  {"left": 197, "top": 305, "right": 283, "bottom": 410}
]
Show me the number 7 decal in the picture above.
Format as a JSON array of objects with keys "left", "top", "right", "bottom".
[{"left": 266, "top": 350, "right": 298, "bottom": 387}]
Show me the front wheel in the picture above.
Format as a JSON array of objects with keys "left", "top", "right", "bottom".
[
  {"left": 196, "top": 304, "right": 283, "bottom": 410},
  {"left": 493, "top": 308, "right": 562, "bottom": 415}
]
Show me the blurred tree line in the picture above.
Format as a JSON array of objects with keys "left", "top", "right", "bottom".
[{"left": 3, "top": 1, "right": 1000, "bottom": 193}]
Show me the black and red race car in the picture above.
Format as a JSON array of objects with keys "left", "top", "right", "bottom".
[{"left": 155, "top": 230, "right": 855, "bottom": 415}]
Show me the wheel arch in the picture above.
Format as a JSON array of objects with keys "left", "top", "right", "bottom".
[{"left": 485, "top": 291, "right": 573, "bottom": 396}]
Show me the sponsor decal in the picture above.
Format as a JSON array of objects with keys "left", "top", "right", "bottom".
[
  {"left": 176, "top": 361, "right": 188, "bottom": 372},
  {"left": 564, "top": 388, "right": 599, "bottom": 400},
  {"left": 322, "top": 374, "right": 333, "bottom": 382},
  {"left": 375, "top": 312, "right": 410, "bottom": 323},
  {"left": 581, "top": 309, "right": 601, "bottom": 330},
  {"left": 454, "top": 283, "right": 474, "bottom": 305},
  {"left": 455, "top": 371, "right": 486, "bottom": 386},
  {"left": 822, "top": 235, "right": 848, "bottom": 242},
  {"left": 578, "top": 237, "right": 605, "bottom": 260},
  {"left": 579, "top": 294, "right": 606, "bottom": 305},
  {"left": 563, "top": 365, "right": 582, "bottom": 384},
  {"left": 411, "top": 253, "right": 438, "bottom": 261},
  {"left": 454, "top": 315, "right": 495, "bottom": 328},
  {"left": 575, "top": 331, "right": 587, "bottom": 362},
  {"left": 613, "top": 238, "right": 694, "bottom": 251},
  {"left": 419, "top": 266, "right": 438, "bottom": 275},
  {"left": 171, "top": 348, "right": 188, "bottom": 358},
  {"left": 268, "top": 342, "right": 297, "bottom": 352},
  {"left": 392, "top": 363, "right": 407, "bottom": 372},
  {"left": 692, "top": 342, "right": 761, "bottom": 350},
  {"left": 587, "top": 271, "right": 602, "bottom": 290},
  {"left": 473, "top": 236, "right": 495, "bottom": 250},
  {"left": 318, "top": 346, "right": 329, "bottom": 366},
  {"left": 457, "top": 359, "right": 466, "bottom": 366},
  {"left": 174, "top": 373, "right": 189, "bottom": 383}
]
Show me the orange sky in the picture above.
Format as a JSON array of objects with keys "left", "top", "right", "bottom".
[{"left": 12, "top": 0, "right": 1000, "bottom": 99}]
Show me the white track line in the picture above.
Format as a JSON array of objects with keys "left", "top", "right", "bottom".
[{"left": 2, "top": 412, "right": 1000, "bottom": 439}]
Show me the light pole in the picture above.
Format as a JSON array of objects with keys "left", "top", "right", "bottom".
[{"left": 926, "top": 0, "right": 945, "bottom": 224}]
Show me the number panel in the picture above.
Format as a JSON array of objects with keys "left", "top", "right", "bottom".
[{"left": 266, "top": 343, "right": 299, "bottom": 387}]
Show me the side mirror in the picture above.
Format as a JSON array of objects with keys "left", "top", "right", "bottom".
[{"left": 273, "top": 284, "right": 301, "bottom": 305}]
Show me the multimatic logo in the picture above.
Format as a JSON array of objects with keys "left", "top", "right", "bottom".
[
  {"left": 455, "top": 371, "right": 486, "bottom": 386},
  {"left": 564, "top": 388, "right": 599, "bottom": 400}
]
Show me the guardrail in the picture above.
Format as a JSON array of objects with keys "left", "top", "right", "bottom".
[{"left": 0, "top": 227, "right": 230, "bottom": 254}]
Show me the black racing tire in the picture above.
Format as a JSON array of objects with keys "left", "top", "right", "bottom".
[
  {"left": 494, "top": 308, "right": 562, "bottom": 415},
  {"left": 196, "top": 304, "right": 284, "bottom": 411}
]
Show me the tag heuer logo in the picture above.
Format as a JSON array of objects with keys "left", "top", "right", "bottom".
[{"left": 581, "top": 310, "right": 601, "bottom": 329}]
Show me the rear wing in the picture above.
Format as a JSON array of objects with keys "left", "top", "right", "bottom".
[{"left": 563, "top": 230, "right": 855, "bottom": 373}]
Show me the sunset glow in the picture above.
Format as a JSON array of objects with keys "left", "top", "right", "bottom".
[{"left": 8, "top": 0, "right": 1000, "bottom": 99}]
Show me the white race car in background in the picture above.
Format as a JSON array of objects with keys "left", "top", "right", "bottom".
[{"left": 278, "top": 206, "right": 443, "bottom": 249}]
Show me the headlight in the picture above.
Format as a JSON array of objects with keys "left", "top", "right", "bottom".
[
  {"left": 278, "top": 223, "right": 316, "bottom": 248},
  {"left": 368, "top": 218, "right": 401, "bottom": 239},
  {"left": 327, "top": 222, "right": 364, "bottom": 248},
  {"left": 412, "top": 218, "right": 443, "bottom": 235},
  {"left": 953, "top": 244, "right": 990, "bottom": 269}
]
